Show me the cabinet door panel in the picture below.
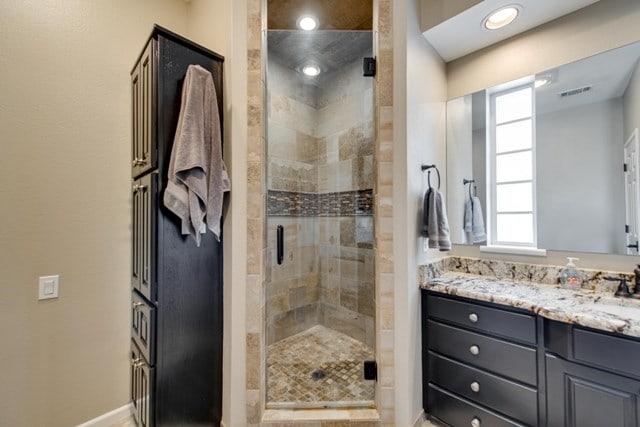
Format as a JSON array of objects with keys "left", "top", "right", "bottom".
[
  {"left": 132, "top": 291, "right": 156, "bottom": 365},
  {"left": 131, "top": 173, "right": 156, "bottom": 302},
  {"left": 132, "top": 40, "right": 156, "bottom": 178},
  {"left": 546, "top": 354, "right": 640, "bottom": 427}
]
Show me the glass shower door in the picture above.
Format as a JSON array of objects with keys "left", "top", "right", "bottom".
[{"left": 264, "top": 13, "right": 376, "bottom": 408}]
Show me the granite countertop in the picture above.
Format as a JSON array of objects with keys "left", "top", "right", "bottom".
[{"left": 422, "top": 271, "right": 640, "bottom": 338}]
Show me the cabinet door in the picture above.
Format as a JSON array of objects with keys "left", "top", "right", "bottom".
[
  {"left": 132, "top": 40, "right": 156, "bottom": 178},
  {"left": 131, "top": 173, "right": 156, "bottom": 301},
  {"left": 131, "top": 341, "right": 155, "bottom": 427},
  {"left": 131, "top": 291, "right": 156, "bottom": 365},
  {"left": 546, "top": 354, "right": 640, "bottom": 427}
]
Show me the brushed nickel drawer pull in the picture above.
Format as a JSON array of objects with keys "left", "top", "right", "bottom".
[
  {"left": 469, "top": 345, "right": 480, "bottom": 355},
  {"left": 469, "top": 313, "right": 478, "bottom": 323},
  {"left": 470, "top": 381, "right": 480, "bottom": 393},
  {"left": 471, "top": 417, "right": 481, "bottom": 427}
]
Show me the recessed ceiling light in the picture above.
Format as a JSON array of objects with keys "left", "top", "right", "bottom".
[
  {"left": 297, "top": 15, "right": 318, "bottom": 31},
  {"left": 302, "top": 65, "right": 320, "bottom": 77},
  {"left": 483, "top": 5, "right": 521, "bottom": 30},
  {"left": 535, "top": 77, "right": 550, "bottom": 88}
]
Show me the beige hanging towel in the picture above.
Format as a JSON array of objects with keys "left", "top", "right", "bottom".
[{"left": 164, "top": 64, "right": 230, "bottom": 246}]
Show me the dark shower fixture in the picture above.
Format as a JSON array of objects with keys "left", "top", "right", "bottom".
[{"left": 363, "top": 57, "right": 376, "bottom": 76}]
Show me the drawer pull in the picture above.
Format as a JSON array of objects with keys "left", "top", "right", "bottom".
[
  {"left": 469, "top": 345, "right": 480, "bottom": 355},
  {"left": 471, "top": 417, "right": 481, "bottom": 427},
  {"left": 133, "top": 302, "right": 144, "bottom": 309},
  {"left": 468, "top": 313, "right": 478, "bottom": 323},
  {"left": 470, "top": 381, "right": 480, "bottom": 393}
]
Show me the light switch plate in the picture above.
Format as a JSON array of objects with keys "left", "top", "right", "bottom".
[{"left": 39, "top": 275, "right": 59, "bottom": 300}]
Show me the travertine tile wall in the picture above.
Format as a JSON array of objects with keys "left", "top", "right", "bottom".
[
  {"left": 247, "top": 0, "right": 395, "bottom": 423},
  {"left": 265, "top": 53, "right": 321, "bottom": 346},
  {"left": 315, "top": 57, "right": 376, "bottom": 348},
  {"left": 266, "top": 51, "right": 375, "bottom": 347}
]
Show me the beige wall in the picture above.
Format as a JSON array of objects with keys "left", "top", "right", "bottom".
[
  {"left": 0, "top": 0, "right": 189, "bottom": 426},
  {"left": 445, "top": 0, "right": 640, "bottom": 272}
]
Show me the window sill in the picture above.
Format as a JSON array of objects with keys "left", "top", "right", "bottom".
[{"left": 479, "top": 245, "right": 547, "bottom": 257}]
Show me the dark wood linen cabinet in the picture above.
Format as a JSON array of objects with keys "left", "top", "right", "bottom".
[{"left": 129, "top": 25, "right": 224, "bottom": 427}]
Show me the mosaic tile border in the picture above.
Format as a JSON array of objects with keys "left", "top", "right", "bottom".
[{"left": 267, "top": 189, "right": 374, "bottom": 217}]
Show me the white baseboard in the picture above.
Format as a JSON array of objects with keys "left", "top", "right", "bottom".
[
  {"left": 76, "top": 404, "right": 133, "bottom": 427},
  {"left": 413, "top": 409, "right": 426, "bottom": 427}
]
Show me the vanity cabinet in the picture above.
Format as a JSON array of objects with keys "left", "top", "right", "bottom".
[
  {"left": 129, "top": 26, "right": 224, "bottom": 426},
  {"left": 423, "top": 292, "right": 539, "bottom": 427},
  {"left": 423, "top": 290, "right": 640, "bottom": 427},
  {"left": 545, "top": 319, "right": 640, "bottom": 427}
]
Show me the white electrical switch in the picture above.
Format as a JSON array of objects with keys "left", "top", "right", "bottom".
[{"left": 38, "top": 275, "right": 59, "bottom": 300}]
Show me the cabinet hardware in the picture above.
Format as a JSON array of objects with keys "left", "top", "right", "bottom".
[
  {"left": 468, "top": 313, "right": 478, "bottom": 323},
  {"left": 471, "top": 417, "right": 481, "bottom": 427},
  {"left": 470, "top": 381, "right": 480, "bottom": 393},
  {"left": 133, "top": 302, "right": 144, "bottom": 309},
  {"left": 469, "top": 345, "right": 480, "bottom": 355}
]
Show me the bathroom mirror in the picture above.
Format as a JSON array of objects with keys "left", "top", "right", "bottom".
[{"left": 447, "top": 40, "right": 640, "bottom": 255}]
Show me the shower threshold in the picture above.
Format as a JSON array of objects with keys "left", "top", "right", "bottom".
[{"left": 267, "top": 325, "right": 375, "bottom": 408}]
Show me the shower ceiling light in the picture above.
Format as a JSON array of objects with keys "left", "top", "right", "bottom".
[
  {"left": 302, "top": 65, "right": 320, "bottom": 76},
  {"left": 483, "top": 5, "right": 521, "bottom": 30},
  {"left": 297, "top": 15, "right": 318, "bottom": 31}
]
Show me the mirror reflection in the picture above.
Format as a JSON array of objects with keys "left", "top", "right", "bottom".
[{"left": 447, "top": 40, "right": 640, "bottom": 255}]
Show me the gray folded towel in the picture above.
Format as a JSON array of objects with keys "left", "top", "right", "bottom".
[
  {"left": 164, "top": 64, "right": 230, "bottom": 246},
  {"left": 464, "top": 196, "right": 487, "bottom": 243},
  {"left": 423, "top": 188, "right": 451, "bottom": 251}
]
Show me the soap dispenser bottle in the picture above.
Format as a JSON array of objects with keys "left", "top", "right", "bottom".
[{"left": 560, "top": 257, "right": 583, "bottom": 289}]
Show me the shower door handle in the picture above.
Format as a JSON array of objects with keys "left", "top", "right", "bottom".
[{"left": 277, "top": 225, "right": 284, "bottom": 265}]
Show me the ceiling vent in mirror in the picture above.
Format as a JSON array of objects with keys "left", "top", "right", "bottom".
[{"left": 559, "top": 86, "right": 592, "bottom": 97}]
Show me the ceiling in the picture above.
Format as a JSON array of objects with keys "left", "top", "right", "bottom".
[
  {"left": 267, "top": 0, "right": 372, "bottom": 30},
  {"left": 268, "top": 31, "right": 373, "bottom": 84},
  {"left": 536, "top": 41, "right": 640, "bottom": 115},
  {"left": 424, "top": 0, "right": 600, "bottom": 62},
  {"left": 470, "top": 41, "right": 640, "bottom": 128}
]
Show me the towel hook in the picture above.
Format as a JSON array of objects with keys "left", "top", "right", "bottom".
[
  {"left": 421, "top": 164, "right": 440, "bottom": 190},
  {"left": 463, "top": 178, "right": 476, "bottom": 199}
]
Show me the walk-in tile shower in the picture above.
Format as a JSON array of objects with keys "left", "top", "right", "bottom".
[{"left": 265, "top": 1, "right": 375, "bottom": 409}]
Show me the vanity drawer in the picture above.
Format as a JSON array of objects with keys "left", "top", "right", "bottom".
[
  {"left": 573, "top": 328, "right": 640, "bottom": 379},
  {"left": 545, "top": 319, "right": 640, "bottom": 380},
  {"left": 132, "top": 291, "right": 156, "bottom": 365},
  {"left": 427, "top": 293, "right": 536, "bottom": 345},
  {"left": 429, "top": 352, "right": 538, "bottom": 426},
  {"left": 428, "top": 384, "right": 526, "bottom": 427},
  {"left": 428, "top": 320, "right": 537, "bottom": 386}
]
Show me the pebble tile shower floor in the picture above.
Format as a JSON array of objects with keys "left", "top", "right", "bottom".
[{"left": 267, "top": 325, "right": 375, "bottom": 406}]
